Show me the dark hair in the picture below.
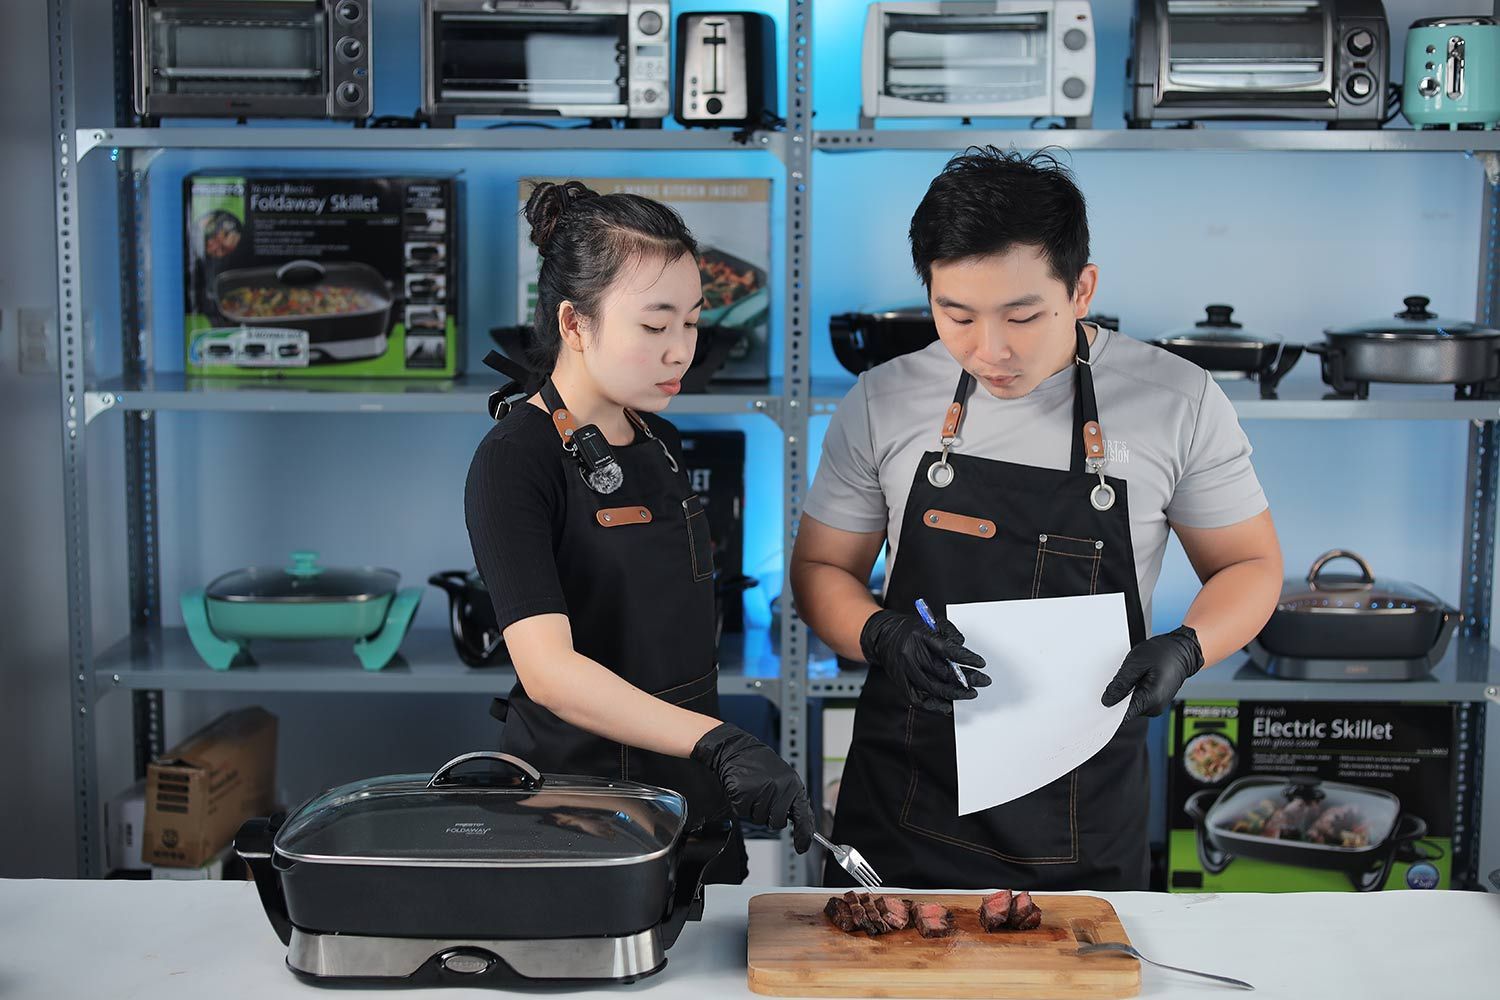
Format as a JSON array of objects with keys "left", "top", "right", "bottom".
[
  {"left": 908, "top": 147, "right": 1089, "bottom": 295},
  {"left": 522, "top": 180, "right": 699, "bottom": 372}
]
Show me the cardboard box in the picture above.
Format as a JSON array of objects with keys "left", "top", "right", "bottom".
[
  {"left": 184, "top": 173, "right": 461, "bottom": 378},
  {"left": 517, "top": 177, "right": 771, "bottom": 382},
  {"left": 152, "top": 846, "right": 230, "bottom": 881},
  {"left": 143, "top": 708, "right": 278, "bottom": 868},
  {"left": 105, "top": 780, "right": 147, "bottom": 872},
  {"left": 1167, "top": 700, "right": 1456, "bottom": 892}
]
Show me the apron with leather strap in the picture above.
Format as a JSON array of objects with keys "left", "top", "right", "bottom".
[
  {"left": 482, "top": 353, "right": 748, "bottom": 884},
  {"left": 827, "top": 322, "right": 1151, "bottom": 891}
]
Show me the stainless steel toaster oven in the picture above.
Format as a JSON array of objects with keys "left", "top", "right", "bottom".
[
  {"left": 132, "top": 0, "right": 371, "bottom": 120},
  {"left": 861, "top": 1, "right": 1097, "bottom": 128},
  {"left": 1127, "top": 0, "right": 1389, "bottom": 127},
  {"left": 421, "top": 0, "right": 671, "bottom": 126}
]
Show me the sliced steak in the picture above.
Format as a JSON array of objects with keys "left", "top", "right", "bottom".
[
  {"left": 843, "top": 891, "right": 886, "bottom": 936},
  {"left": 1009, "top": 891, "right": 1042, "bottom": 930},
  {"left": 978, "top": 889, "right": 1014, "bottom": 932},
  {"left": 904, "top": 900, "right": 955, "bottom": 939},
  {"left": 824, "top": 896, "right": 858, "bottom": 933},
  {"left": 873, "top": 896, "right": 910, "bottom": 932}
]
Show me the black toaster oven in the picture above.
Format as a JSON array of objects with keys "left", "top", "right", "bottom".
[
  {"left": 1127, "top": 0, "right": 1389, "bottom": 127},
  {"left": 132, "top": 0, "right": 372, "bottom": 120}
]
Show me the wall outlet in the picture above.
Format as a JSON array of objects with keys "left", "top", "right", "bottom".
[{"left": 19, "top": 307, "right": 57, "bottom": 375}]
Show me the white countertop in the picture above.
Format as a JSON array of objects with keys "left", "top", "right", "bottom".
[{"left": 1, "top": 879, "right": 1495, "bottom": 999}]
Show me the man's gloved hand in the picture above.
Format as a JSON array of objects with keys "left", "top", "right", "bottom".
[
  {"left": 691, "top": 722, "right": 814, "bottom": 853},
  {"left": 859, "top": 608, "right": 990, "bottom": 716},
  {"left": 1101, "top": 625, "right": 1204, "bottom": 722}
]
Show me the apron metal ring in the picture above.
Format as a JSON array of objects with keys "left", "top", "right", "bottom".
[
  {"left": 1090, "top": 478, "right": 1115, "bottom": 512},
  {"left": 927, "top": 460, "right": 954, "bottom": 489}
]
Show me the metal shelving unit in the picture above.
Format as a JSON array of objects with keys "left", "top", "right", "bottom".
[{"left": 48, "top": 0, "right": 1495, "bottom": 888}]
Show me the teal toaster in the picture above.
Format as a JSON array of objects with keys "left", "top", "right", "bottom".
[{"left": 1405, "top": 16, "right": 1500, "bottom": 128}]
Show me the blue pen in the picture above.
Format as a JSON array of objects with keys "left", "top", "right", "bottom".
[{"left": 914, "top": 598, "right": 970, "bottom": 690}]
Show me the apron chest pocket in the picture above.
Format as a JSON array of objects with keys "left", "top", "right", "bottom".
[
  {"left": 1031, "top": 533, "right": 1104, "bottom": 600},
  {"left": 683, "top": 495, "right": 715, "bottom": 582}
]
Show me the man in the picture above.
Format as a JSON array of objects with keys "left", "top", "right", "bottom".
[{"left": 791, "top": 147, "right": 1283, "bottom": 891}]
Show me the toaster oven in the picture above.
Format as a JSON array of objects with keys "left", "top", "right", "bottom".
[
  {"left": 1127, "top": 0, "right": 1389, "bottom": 127},
  {"left": 421, "top": 0, "right": 670, "bottom": 126},
  {"left": 132, "top": 0, "right": 371, "bottom": 120},
  {"left": 861, "top": 1, "right": 1096, "bottom": 128}
]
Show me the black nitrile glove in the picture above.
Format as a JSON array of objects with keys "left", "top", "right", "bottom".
[
  {"left": 1101, "top": 625, "right": 1204, "bottom": 722},
  {"left": 691, "top": 722, "right": 814, "bottom": 853},
  {"left": 859, "top": 608, "right": 990, "bottom": 716}
]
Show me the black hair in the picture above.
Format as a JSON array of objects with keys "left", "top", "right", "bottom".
[
  {"left": 908, "top": 146, "right": 1089, "bottom": 295},
  {"left": 522, "top": 180, "right": 699, "bottom": 372}
]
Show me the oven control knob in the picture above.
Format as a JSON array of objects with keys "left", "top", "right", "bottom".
[
  {"left": 1061, "top": 77, "right": 1087, "bottom": 100},
  {"left": 336, "top": 37, "right": 363, "bottom": 62},
  {"left": 337, "top": 82, "right": 364, "bottom": 107},
  {"left": 335, "top": 1, "right": 362, "bottom": 24},
  {"left": 638, "top": 11, "right": 663, "bottom": 35},
  {"left": 440, "top": 951, "right": 492, "bottom": 976},
  {"left": 1346, "top": 29, "right": 1375, "bottom": 58},
  {"left": 1344, "top": 73, "right": 1373, "bottom": 101},
  {"left": 1418, "top": 76, "right": 1441, "bottom": 99},
  {"left": 1063, "top": 29, "right": 1088, "bottom": 52}
]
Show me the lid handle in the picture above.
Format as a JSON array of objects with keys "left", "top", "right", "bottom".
[
  {"left": 276, "top": 259, "right": 326, "bottom": 287},
  {"left": 1283, "top": 778, "right": 1325, "bottom": 803},
  {"left": 427, "top": 751, "right": 543, "bottom": 790},
  {"left": 1307, "top": 549, "right": 1374, "bottom": 588},
  {"left": 1199, "top": 304, "right": 1240, "bottom": 328},
  {"left": 1397, "top": 296, "right": 1436, "bottom": 321},
  {"left": 287, "top": 551, "right": 322, "bottom": 578}
]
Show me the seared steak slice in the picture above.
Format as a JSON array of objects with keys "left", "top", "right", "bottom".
[
  {"left": 904, "top": 900, "right": 955, "bottom": 939},
  {"left": 843, "top": 890, "right": 886, "bottom": 936},
  {"left": 978, "top": 889, "right": 1013, "bottom": 932},
  {"left": 873, "top": 895, "right": 910, "bottom": 932},
  {"left": 824, "top": 896, "right": 858, "bottom": 933},
  {"left": 1009, "top": 891, "right": 1042, "bottom": 930}
]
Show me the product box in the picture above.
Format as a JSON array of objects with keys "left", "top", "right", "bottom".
[
  {"left": 105, "top": 779, "right": 148, "bottom": 873},
  {"left": 184, "top": 173, "right": 460, "bottom": 377},
  {"left": 151, "top": 846, "right": 231, "bottom": 881},
  {"left": 517, "top": 177, "right": 771, "bottom": 382},
  {"left": 1168, "top": 701, "right": 1455, "bottom": 892},
  {"left": 142, "top": 707, "right": 278, "bottom": 868},
  {"left": 680, "top": 430, "right": 747, "bottom": 632}
]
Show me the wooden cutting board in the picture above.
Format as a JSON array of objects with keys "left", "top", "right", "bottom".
[{"left": 747, "top": 893, "right": 1140, "bottom": 999}]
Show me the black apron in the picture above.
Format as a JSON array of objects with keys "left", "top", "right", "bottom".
[
  {"left": 827, "top": 322, "right": 1151, "bottom": 891},
  {"left": 484, "top": 358, "right": 748, "bottom": 884}
]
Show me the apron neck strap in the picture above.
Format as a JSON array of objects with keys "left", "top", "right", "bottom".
[
  {"left": 538, "top": 380, "right": 677, "bottom": 471},
  {"left": 936, "top": 320, "right": 1106, "bottom": 474}
]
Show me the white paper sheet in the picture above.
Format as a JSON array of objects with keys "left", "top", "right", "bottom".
[{"left": 948, "top": 593, "right": 1132, "bottom": 816}]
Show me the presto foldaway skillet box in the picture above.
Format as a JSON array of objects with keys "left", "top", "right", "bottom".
[
  {"left": 1167, "top": 700, "right": 1456, "bottom": 893},
  {"left": 183, "top": 172, "right": 460, "bottom": 377}
]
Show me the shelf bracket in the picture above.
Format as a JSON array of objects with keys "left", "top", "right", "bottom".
[
  {"left": 1487, "top": 686, "right": 1500, "bottom": 707},
  {"left": 83, "top": 392, "right": 117, "bottom": 425},
  {"left": 75, "top": 128, "right": 110, "bottom": 161}
]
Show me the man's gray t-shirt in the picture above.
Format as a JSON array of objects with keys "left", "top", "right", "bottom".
[{"left": 804, "top": 326, "right": 1268, "bottom": 628}]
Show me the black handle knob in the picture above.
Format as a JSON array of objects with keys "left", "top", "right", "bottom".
[
  {"left": 1399, "top": 296, "right": 1436, "bottom": 320},
  {"left": 1199, "top": 304, "right": 1240, "bottom": 328}
]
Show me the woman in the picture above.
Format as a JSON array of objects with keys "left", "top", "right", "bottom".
[{"left": 465, "top": 180, "right": 812, "bottom": 882}]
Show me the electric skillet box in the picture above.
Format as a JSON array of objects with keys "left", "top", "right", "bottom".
[
  {"left": 517, "top": 177, "right": 771, "bottom": 382},
  {"left": 183, "top": 172, "right": 461, "bottom": 378},
  {"left": 1167, "top": 701, "right": 1455, "bottom": 893}
]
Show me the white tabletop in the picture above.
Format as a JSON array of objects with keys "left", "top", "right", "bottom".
[{"left": 1, "top": 879, "right": 1494, "bottom": 999}]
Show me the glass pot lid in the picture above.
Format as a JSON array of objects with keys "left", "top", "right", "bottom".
[
  {"left": 274, "top": 752, "right": 688, "bottom": 867},
  {"left": 1157, "top": 305, "right": 1277, "bottom": 348},
  {"left": 1208, "top": 775, "right": 1399, "bottom": 849},
  {"left": 205, "top": 551, "right": 400, "bottom": 603},
  {"left": 1275, "top": 550, "right": 1449, "bottom": 614},
  {"left": 1326, "top": 296, "right": 1500, "bottom": 340}
]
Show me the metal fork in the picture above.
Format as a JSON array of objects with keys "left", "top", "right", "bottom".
[
  {"left": 812, "top": 831, "right": 883, "bottom": 890},
  {"left": 1076, "top": 942, "right": 1254, "bottom": 990}
]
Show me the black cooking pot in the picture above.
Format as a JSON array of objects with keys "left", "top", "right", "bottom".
[
  {"left": 488, "top": 324, "right": 742, "bottom": 393},
  {"left": 212, "top": 259, "right": 395, "bottom": 361},
  {"left": 429, "top": 570, "right": 504, "bottom": 668},
  {"left": 235, "top": 751, "right": 730, "bottom": 986},
  {"left": 1151, "top": 305, "right": 1303, "bottom": 399},
  {"left": 1249, "top": 549, "right": 1457, "bottom": 681},
  {"left": 1185, "top": 775, "right": 1435, "bottom": 892},
  {"left": 1311, "top": 295, "right": 1500, "bottom": 399}
]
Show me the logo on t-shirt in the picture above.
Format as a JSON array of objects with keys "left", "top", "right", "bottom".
[{"left": 1106, "top": 439, "right": 1131, "bottom": 465}]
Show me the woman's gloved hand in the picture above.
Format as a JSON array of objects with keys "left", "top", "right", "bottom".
[
  {"left": 859, "top": 608, "right": 989, "bottom": 715},
  {"left": 1101, "top": 625, "right": 1204, "bottom": 722},
  {"left": 691, "top": 722, "right": 814, "bottom": 853}
]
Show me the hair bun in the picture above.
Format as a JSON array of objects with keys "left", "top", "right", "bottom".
[{"left": 524, "top": 180, "right": 598, "bottom": 255}]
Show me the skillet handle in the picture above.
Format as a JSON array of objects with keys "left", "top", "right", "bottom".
[
  {"left": 661, "top": 820, "right": 734, "bottom": 950},
  {"left": 1184, "top": 788, "right": 1233, "bottom": 875},
  {"left": 235, "top": 815, "right": 293, "bottom": 947},
  {"left": 1259, "top": 344, "right": 1304, "bottom": 398},
  {"left": 1307, "top": 549, "right": 1374, "bottom": 587},
  {"left": 1353, "top": 813, "right": 1428, "bottom": 892},
  {"left": 427, "top": 751, "right": 542, "bottom": 790}
]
